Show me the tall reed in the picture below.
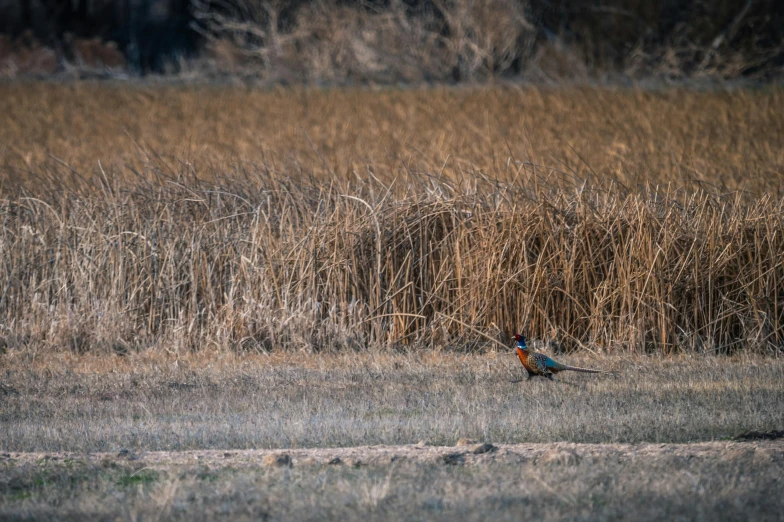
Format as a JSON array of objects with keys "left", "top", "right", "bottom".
[
  {"left": 2, "top": 85, "right": 783, "bottom": 354},
  {"left": 2, "top": 166, "right": 782, "bottom": 355}
]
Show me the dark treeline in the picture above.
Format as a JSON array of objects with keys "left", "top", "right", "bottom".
[
  {"left": 0, "top": 0, "right": 782, "bottom": 77},
  {"left": 0, "top": 0, "right": 196, "bottom": 72}
]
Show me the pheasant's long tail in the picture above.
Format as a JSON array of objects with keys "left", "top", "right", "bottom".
[{"left": 562, "top": 365, "right": 604, "bottom": 374}]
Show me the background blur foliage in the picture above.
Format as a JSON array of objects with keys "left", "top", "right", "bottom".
[{"left": 0, "top": 0, "right": 781, "bottom": 81}]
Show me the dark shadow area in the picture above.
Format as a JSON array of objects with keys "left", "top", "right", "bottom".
[{"left": 0, "top": 0, "right": 782, "bottom": 80}]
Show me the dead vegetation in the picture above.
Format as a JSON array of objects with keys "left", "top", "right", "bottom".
[
  {"left": 190, "top": 0, "right": 783, "bottom": 83},
  {"left": 1, "top": 351, "right": 782, "bottom": 452},
  {"left": 2, "top": 350, "right": 783, "bottom": 516},
  {"left": 4, "top": 0, "right": 781, "bottom": 82},
  {"left": 1, "top": 85, "right": 784, "bottom": 355},
  {"left": 1, "top": 82, "right": 783, "bottom": 520}
]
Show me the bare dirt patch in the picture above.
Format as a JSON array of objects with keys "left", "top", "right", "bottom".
[{"left": 6, "top": 440, "right": 782, "bottom": 470}]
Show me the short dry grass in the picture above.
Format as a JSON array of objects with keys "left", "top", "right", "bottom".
[
  {"left": 2, "top": 352, "right": 782, "bottom": 452},
  {"left": 2, "top": 351, "right": 783, "bottom": 521}
]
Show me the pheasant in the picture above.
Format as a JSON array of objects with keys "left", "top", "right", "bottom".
[{"left": 512, "top": 334, "right": 603, "bottom": 381}]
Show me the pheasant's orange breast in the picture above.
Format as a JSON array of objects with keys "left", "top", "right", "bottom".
[{"left": 516, "top": 347, "right": 532, "bottom": 372}]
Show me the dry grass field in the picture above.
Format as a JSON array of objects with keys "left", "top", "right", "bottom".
[
  {"left": 2, "top": 351, "right": 784, "bottom": 450},
  {"left": 1, "top": 83, "right": 784, "bottom": 519},
  {"left": 1, "top": 351, "right": 783, "bottom": 520},
  {"left": 3, "top": 84, "right": 783, "bottom": 193}
]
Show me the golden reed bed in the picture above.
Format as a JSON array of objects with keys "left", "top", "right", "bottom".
[{"left": 1, "top": 84, "right": 783, "bottom": 355}]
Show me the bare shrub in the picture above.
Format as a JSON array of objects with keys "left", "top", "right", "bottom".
[
  {"left": 0, "top": 31, "right": 58, "bottom": 78},
  {"left": 193, "top": 0, "right": 536, "bottom": 83},
  {"left": 68, "top": 36, "right": 126, "bottom": 70},
  {"left": 189, "top": 0, "right": 783, "bottom": 83}
]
